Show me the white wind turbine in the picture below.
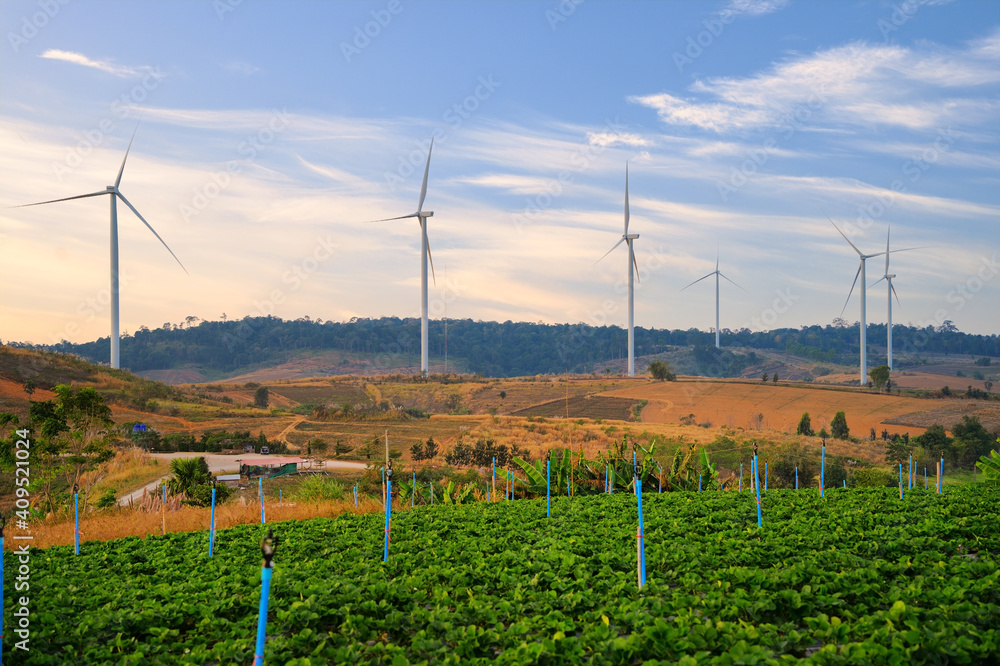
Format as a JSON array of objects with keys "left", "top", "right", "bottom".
[
  {"left": 681, "top": 249, "right": 746, "bottom": 348},
  {"left": 870, "top": 226, "right": 901, "bottom": 371},
  {"left": 596, "top": 164, "right": 640, "bottom": 377},
  {"left": 830, "top": 219, "right": 916, "bottom": 386},
  {"left": 12, "top": 127, "right": 187, "bottom": 369},
  {"left": 370, "top": 138, "right": 436, "bottom": 377}
]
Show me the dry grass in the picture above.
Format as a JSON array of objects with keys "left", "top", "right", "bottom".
[
  {"left": 79, "top": 448, "right": 166, "bottom": 501},
  {"left": 21, "top": 496, "right": 392, "bottom": 550}
]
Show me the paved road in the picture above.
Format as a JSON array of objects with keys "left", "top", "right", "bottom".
[{"left": 118, "top": 453, "right": 367, "bottom": 506}]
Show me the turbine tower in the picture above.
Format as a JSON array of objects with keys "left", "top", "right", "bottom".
[
  {"left": 831, "top": 219, "right": 884, "bottom": 387},
  {"left": 13, "top": 127, "right": 187, "bottom": 369},
  {"left": 371, "top": 139, "right": 436, "bottom": 377},
  {"left": 681, "top": 248, "right": 746, "bottom": 348},
  {"left": 597, "top": 164, "right": 640, "bottom": 377},
  {"left": 871, "top": 226, "right": 901, "bottom": 371}
]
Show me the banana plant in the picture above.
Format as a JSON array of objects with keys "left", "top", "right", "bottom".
[{"left": 976, "top": 448, "right": 1000, "bottom": 486}]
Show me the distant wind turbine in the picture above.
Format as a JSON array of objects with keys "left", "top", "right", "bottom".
[
  {"left": 830, "top": 218, "right": 916, "bottom": 386},
  {"left": 681, "top": 248, "right": 746, "bottom": 348},
  {"left": 596, "top": 164, "right": 640, "bottom": 377},
  {"left": 870, "top": 226, "right": 903, "bottom": 371},
  {"left": 12, "top": 127, "right": 187, "bottom": 369},
  {"left": 370, "top": 138, "right": 436, "bottom": 377}
]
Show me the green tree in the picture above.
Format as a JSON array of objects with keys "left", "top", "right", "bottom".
[
  {"left": 308, "top": 437, "right": 328, "bottom": 456},
  {"left": 796, "top": 412, "right": 814, "bottom": 436},
  {"left": 648, "top": 360, "right": 675, "bottom": 381},
  {"left": 762, "top": 372, "right": 769, "bottom": 383},
  {"left": 772, "top": 372, "right": 779, "bottom": 384},
  {"left": 830, "top": 411, "right": 850, "bottom": 440},
  {"left": 254, "top": 386, "right": 269, "bottom": 409},
  {"left": 424, "top": 437, "right": 439, "bottom": 459},
  {"left": 410, "top": 440, "right": 426, "bottom": 461},
  {"left": 869, "top": 364, "right": 890, "bottom": 392},
  {"left": 168, "top": 456, "right": 210, "bottom": 494},
  {"left": 498, "top": 390, "right": 506, "bottom": 401},
  {"left": 884, "top": 436, "right": 911, "bottom": 466},
  {"left": 915, "top": 424, "right": 952, "bottom": 462},
  {"left": 951, "top": 415, "right": 993, "bottom": 467}
]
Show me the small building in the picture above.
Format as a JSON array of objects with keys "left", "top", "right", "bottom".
[
  {"left": 238, "top": 456, "right": 308, "bottom": 479},
  {"left": 216, "top": 473, "right": 241, "bottom": 488}
]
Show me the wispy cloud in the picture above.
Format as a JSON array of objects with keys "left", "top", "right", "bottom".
[
  {"left": 39, "top": 49, "right": 150, "bottom": 78},
  {"left": 222, "top": 60, "right": 262, "bottom": 77},
  {"left": 720, "top": 0, "right": 790, "bottom": 18},
  {"left": 630, "top": 31, "right": 1000, "bottom": 133},
  {"left": 586, "top": 131, "right": 650, "bottom": 148}
]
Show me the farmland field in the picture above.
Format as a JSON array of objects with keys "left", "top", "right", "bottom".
[{"left": 9, "top": 485, "right": 998, "bottom": 664}]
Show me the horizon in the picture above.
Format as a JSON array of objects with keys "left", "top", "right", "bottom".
[{"left": 1, "top": 0, "right": 998, "bottom": 348}]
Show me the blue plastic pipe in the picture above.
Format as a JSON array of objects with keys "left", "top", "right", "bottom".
[
  {"left": 492, "top": 457, "right": 496, "bottom": 501},
  {"left": 636, "top": 477, "right": 647, "bottom": 588},
  {"left": 75, "top": 492, "right": 80, "bottom": 555},
  {"left": 383, "top": 479, "right": 392, "bottom": 561},
  {"left": 253, "top": 566, "right": 273, "bottom": 666},
  {"left": 940, "top": 457, "right": 944, "bottom": 494},
  {"left": 209, "top": 487, "right": 216, "bottom": 557},
  {"left": 740, "top": 463, "right": 743, "bottom": 492},
  {"left": 754, "top": 454, "right": 762, "bottom": 528},
  {"left": 259, "top": 477, "right": 265, "bottom": 524},
  {"left": 546, "top": 460, "right": 551, "bottom": 517},
  {"left": 699, "top": 474, "right": 702, "bottom": 492},
  {"left": 899, "top": 464, "right": 903, "bottom": 499},
  {"left": 795, "top": 466, "right": 798, "bottom": 490},
  {"left": 412, "top": 472, "right": 416, "bottom": 507}
]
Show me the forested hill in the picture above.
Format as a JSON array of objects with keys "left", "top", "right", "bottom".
[{"left": 10, "top": 317, "right": 998, "bottom": 379}]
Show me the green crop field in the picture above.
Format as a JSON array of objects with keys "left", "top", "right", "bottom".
[{"left": 6, "top": 486, "right": 999, "bottom": 664}]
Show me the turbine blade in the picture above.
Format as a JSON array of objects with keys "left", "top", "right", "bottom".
[
  {"left": 869, "top": 276, "right": 887, "bottom": 288},
  {"left": 719, "top": 271, "right": 747, "bottom": 292},
  {"left": 681, "top": 272, "right": 715, "bottom": 291},
  {"left": 890, "top": 281, "right": 901, "bottom": 308},
  {"left": 10, "top": 191, "right": 108, "bottom": 208},
  {"left": 417, "top": 137, "right": 433, "bottom": 213},
  {"left": 594, "top": 236, "right": 626, "bottom": 265},
  {"left": 117, "top": 193, "right": 188, "bottom": 274},
  {"left": 840, "top": 262, "right": 862, "bottom": 316},
  {"left": 631, "top": 243, "right": 640, "bottom": 284},
  {"left": 828, "top": 216, "right": 863, "bottom": 256},
  {"left": 115, "top": 123, "right": 140, "bottom": 188},
  {"left": 887, "top": 245, "right": 927, "bottom": 254},
  {"left": 424, "top": 229, "right": 437, "bottom": 286},
  {"left": 715, "top": 244, "right": 720, "bottom": 272},
  {"left": 365, "top": 213, "right": 418, "bottom": 223},
  {"left": 623, "top": 163, "right": 629, "bottom": 235}
]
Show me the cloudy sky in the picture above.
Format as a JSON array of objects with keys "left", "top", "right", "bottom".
[{"left": 1, "top": 0, "right": 997, "bottom": 349}]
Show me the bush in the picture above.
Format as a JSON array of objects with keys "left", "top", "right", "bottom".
[
  {"left": 831, "top": 412, "right": 850, "bottom": 439},
  {"left": 294, "top": 476, "right": 344, "bottom": 502},
  {"left": 95, "top": 489, "right": 118, "bottom": 509},
  {"left": 796, "top": 412, "right": 814, "bottom": 436},
  {"left": 854, "top": 468, "right": 895, "bottom": 488}
]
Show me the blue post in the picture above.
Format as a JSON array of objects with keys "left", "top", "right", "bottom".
[
  {"left": 909, "top": 455, "right": 913, "bottom": 489},
  {"left": 605, "top": 466, "right": 609, "bottom": 493},
  {"left": 161, "top": 484, "right": 166, "bottom": 536},
  {"left": 567, "top": 475, "right": 571, "bottom": 498},
  {"left": 412, "top": 472, "right": 415, "bottom": 507},
  {"left": 546, "top": 459, "right": 551, "bottom": 517},
  {"left": 431, "top": 482, "right": 434, "bottom": 505},
  {"left": 843, "top": 480, "right": 846, "bottom": 488},
  {"left": 492, "top": 457, "right": 496, "bottom": 502},
  {"left": 820, "top": 445, "right": 825, "bottom": 497},
  {"left": 754, "top": 454, "right": 762, "bottom": 528},
  {"left": 740, "top": 463, "right": 743, "bottom": 492},
  {"left": 259, "top": 477, "right": 265, "bottom": 525},
  {"left": 659, "top": 466, "right": 663, "bottom": 493},
  {"left": 383, "top": 479, "right": 392, "bottom": 562},
  {"left": 74, "top": 491, "right": 80, "bottom": 555},
  {"left": 795, "top": 466, "right": 798, "bottom": 490},
  {"left": 209, "top": 487, "right": 216, "bottom": 558},
  {"left": 636, "top": 477, "right": 647, "bottom": 588},
  {"left": 279, "top": 489, "right": 282, "bottom": 506},
  {"left": 254, "top": 529, "right": 277, "bottom": 666},
  {"left": 924, "top": 467, "right": 927, "bottom": 490},
  {"left": 609, "top": 468, "right": 613, "bottom": 495},
  {"left": 699, "top": 474, "right": 702, "bottom": 492},
  {"left": 899, "top": 463, "right": 903, "bottom": 499},
  {"left": 940, "top": 457, "right": 944, "bottom": 494}
]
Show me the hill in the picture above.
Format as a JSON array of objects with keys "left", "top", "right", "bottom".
[{"left": 9, "top": 316, "right": 998, "bottom": 382}]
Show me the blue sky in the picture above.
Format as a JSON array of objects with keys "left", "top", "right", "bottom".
[{"left": 1, "top": 0, "right": 997, "bottom": 349}]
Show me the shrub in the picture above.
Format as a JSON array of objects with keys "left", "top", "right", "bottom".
[
  {"left": 95, "top": 489, "right": 118, "bottom": 509},
  {"left": 854, "top": 468, "right": 895, "bottom": 488},
  {"left": 294, "top": 476, "right": 344, "bottom": 502},
  {"left": 831, "top": 412, "right": 850, "bottom": 439},
  {"left": 796, "top": 412, "right": 814, "bottom": 436}
]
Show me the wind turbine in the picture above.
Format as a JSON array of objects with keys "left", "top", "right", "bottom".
[
  {"left": 681, "top": 248, "right": 746, "bottom": 348},
  {"left": 12, "top": 127, "right": 187, "bottom": 369},
  {"left": 370, "top": 138, "right": 436, "bottom": 377},
  {"left": 870, "top": 226, "right": 901, "bottom": 371},
  {"left": 830, "top": 219, "right": 917, "bottom": 386},
  {"left": 597, "top": 164, "right": 640, "bottom": 377}
]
